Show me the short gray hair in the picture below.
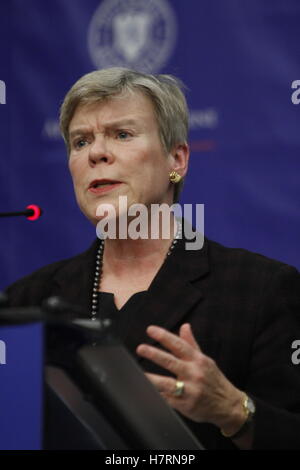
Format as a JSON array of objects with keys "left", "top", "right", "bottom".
[{"left": 59, "top": 67, "right": 189, "bottom": 202}]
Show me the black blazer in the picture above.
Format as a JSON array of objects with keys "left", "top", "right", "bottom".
[{"left": 5, "top": 236, "right": 300, "bottom": 449}]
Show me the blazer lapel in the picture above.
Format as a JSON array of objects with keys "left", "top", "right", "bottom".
[
  {"left": 50, "top": 239, "right": 99, "bottom": 316},
  {"left": 124, "top": 236, "right": 210, "bottom": 359}
]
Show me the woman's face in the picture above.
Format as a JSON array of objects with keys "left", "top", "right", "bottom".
[{"left": 68, "top": 92, "right": 188, "bottom": 225}]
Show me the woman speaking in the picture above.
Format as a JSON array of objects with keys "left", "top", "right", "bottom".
[{"left": 6, "top": 68, "right": 300, "bottom": 450}]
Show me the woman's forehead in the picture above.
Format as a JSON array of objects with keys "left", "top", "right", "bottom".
[{"left": 69, "top": 92, "right": 157, "bottom": 131}]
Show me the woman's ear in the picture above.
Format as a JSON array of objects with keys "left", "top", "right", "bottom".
[{"left": 169, "top": 143, "right": 190, "bottom": 178}]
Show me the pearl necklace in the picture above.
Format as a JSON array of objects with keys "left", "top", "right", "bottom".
[{"left": 91, "top": 219, "right": 182, "bottom": 319}]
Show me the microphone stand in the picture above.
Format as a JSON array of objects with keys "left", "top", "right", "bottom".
[
  {"left": 0, "top": 205, "right": 42, "bottom": 220},
  {"left": 0, "top": 210, "right": 34, "bottom": 217}
]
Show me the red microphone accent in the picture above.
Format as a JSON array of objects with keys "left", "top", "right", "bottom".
[{"left": 26, "top": 204, "right": 42, "bottom": 221}]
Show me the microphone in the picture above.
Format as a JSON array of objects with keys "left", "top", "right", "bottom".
[
  {"left": 0, "top": 204, "right": 43, "bottom": 220},
  {"left": 0, "top": 294, "right": 107, "bottom": 332},
  {"left": 43, "top": 296, "right": 110, "bottom": 331},
  {"left": 42, "top": 296, "right": 92, "bottom": 320}
]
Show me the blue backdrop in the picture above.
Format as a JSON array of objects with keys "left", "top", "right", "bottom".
[{"left": 0, "top": 0, "right": 299, "bottom": 449}]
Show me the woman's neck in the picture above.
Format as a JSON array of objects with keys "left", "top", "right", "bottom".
[{"left": 102, "top": 216, "right": 178, "bottom": 273}]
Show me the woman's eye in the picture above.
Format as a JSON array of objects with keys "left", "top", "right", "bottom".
[
  {"left": 74, "top": 139, "right": 87, "bottom": 149},
  {"left": 117, "top": 131, "right": 130, "bottom": 140}
]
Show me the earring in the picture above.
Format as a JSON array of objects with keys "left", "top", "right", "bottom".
[{"left": 169, "top": 171, "right": 182, "bottom": 184}]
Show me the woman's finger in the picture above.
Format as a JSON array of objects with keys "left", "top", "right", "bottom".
[
  {"left": 136, "top": 343, "right": 185, "bottom": 376},
  {"left": 145, "top": 325, "right": 196, "bottom": 359},
  {"left": 179, "top": 323, "right": 202, "bottom": 351}
]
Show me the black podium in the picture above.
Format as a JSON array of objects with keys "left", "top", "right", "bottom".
[
  {"left": 0, "top": 297, "right": 204, "bottom": 450},
  {"left": 45, "top": 339, "right": 204, "bottom": 450}
]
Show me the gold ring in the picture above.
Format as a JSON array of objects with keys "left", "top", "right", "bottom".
[{"left": 173, "top": 380, "right": 185, "bottom": 397}]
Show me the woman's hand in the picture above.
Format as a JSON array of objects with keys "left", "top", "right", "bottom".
[{"left": 136, "top": 323, "right": 246, "bottom": 434}]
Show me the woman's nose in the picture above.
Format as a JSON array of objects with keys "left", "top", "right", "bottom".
[{"left": 88, "top": 135, "right": 114, "bottom": 165}]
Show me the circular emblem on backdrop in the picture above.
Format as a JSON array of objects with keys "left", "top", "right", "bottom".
[{"left": 87, "top": 0, "right": 177, "bottom": 72}]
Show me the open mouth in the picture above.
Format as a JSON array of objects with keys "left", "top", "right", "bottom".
[
  {"left": 88, "top": 179, "right": 122, "bottom": 193},
  {"left": 89, "top": 179, "right": 121, "bottom": 188}
]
